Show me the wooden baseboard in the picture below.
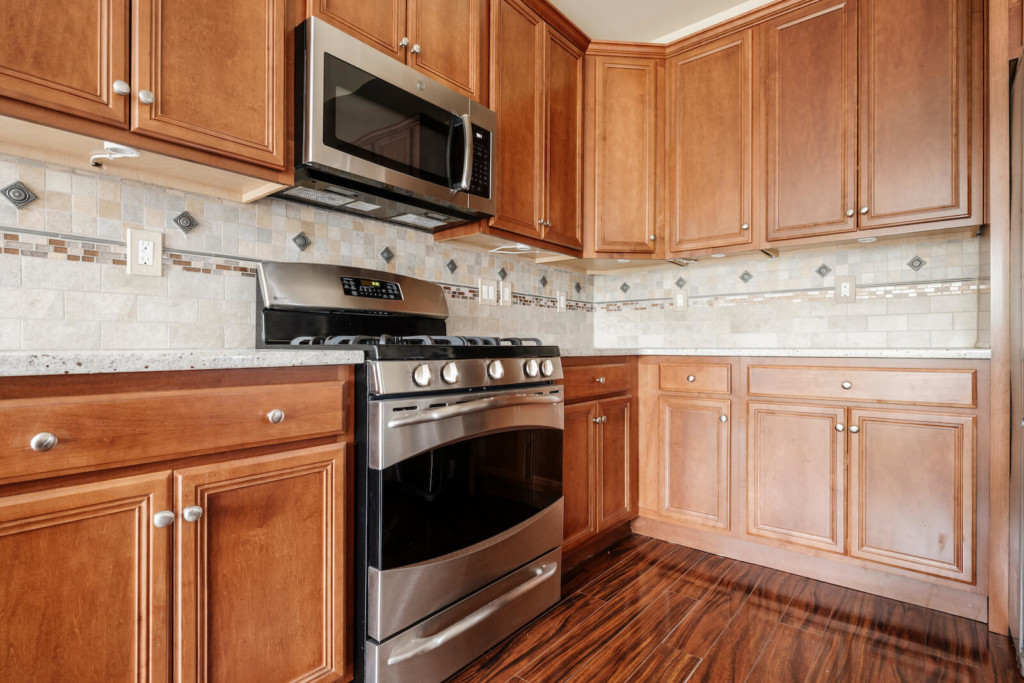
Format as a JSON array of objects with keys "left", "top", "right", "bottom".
[{"left": 562, "top": 521, "right": 633, "bottom": 571}]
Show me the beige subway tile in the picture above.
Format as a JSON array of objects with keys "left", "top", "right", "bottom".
[
  {"left": 137, "top": 295, "right": 197, "bottom": 323},
  {"left": 22, "top": 319, "right": 100, "bottom": 350},
  {"left": 100, "top": 321, "right": 168, "bottom": 349},
  {"left": 64, "top": 291, "right": 136, "bottom": 321}
]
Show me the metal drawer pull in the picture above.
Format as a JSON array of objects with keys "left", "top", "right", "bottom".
[
  {"left": 387, "top": 393, "right": 563, "bottom": 428},
  {"left": 267, "top": 409, "right": 285, "bottom": 424},
  {"left": 153, "top": 511, "right": 175, "bottom": 528},
  {"left": 138, "top": 89, "right": 155, "bottom": 104},
  {"left": 388, "top": 561, "right": 558, "bottom": 666},
  {"left": 411, "top": 43, "right": 421, "bottom": 54},
  {"left": 113, "top": 80, "right": 131, "bottom": 95},
  {"left": 595, "top": 376, "right": 606, "bottom": 384},
  {"left": 835, "top": 424, "right": 845, "bottom": 432},
  {"left": 846, "top": 209, "right": 855, "bottom": 217},
  {"left": 183, "top": 506, "right": 203, "bottom": 523},
  {"left": 849, "top": 425, "right": 860, "bottom": 433},
  {"left": 841, "top": 381, "right": 852, "bottom": 390},
  {"left": 30, "top": 432, "right": 58, "bottom": 452},
  {"left": 687, "top": 375, "right": 695, "bottom": 382},
  {"left": 719, "top": 415, "right": 728, "bottom": 423}
]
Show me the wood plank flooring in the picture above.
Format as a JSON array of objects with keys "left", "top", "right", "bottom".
[{"left": 449, "top": 535, "right": 1023, "bottom": 682}]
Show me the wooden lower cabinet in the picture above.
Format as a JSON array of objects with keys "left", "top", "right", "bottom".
[
  {"left": 657, "top": 396, "right": 731, "bottom": 529},
  {"left": 562, "top": 401, "right": 598, "bottom": 549}
]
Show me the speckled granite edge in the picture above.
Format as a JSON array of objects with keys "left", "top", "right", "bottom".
[
  {"left": 0, "top": 349, "right": 365, "bottom": 377},
  {"left": 558, "top": 347, "right": 992, "bottom": 360}
]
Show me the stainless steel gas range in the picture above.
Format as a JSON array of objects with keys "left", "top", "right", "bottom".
[{"left": 256, "top": 261, "right": 564, "bottom": 683}]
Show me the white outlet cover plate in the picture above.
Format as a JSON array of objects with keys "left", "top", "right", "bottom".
[
  {"left": 126, "top": 228, "right": 162, "bottom": 277},
  {"left": 834, "top": 275, "right": 856, "bottom": 303},
  {"left": 557, "top": 292, "right": 566, "bottom": 312},
  {"left": 499, "top": 282, "right": 512, "bottom": 307},
  {"left": 675, "top": 292, "right": 688, "bottom": 308},
  {"left": 478, "top": 279, "right": 498, "bottom": 306}
]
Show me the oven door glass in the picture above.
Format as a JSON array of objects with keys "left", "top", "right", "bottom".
[
  {"left": 322, "top": 54, "right": 464, "bottom": 188},
  {"left": 372, "top": 427, "right": 562, "bottom": 571}
]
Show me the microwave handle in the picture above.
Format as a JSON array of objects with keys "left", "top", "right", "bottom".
[{"left": 456, "top": 114, "right": 473, "bottom": 192}]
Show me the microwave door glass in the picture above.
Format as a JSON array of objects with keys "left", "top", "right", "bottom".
[{"left": 322, "top": 54, "right": 457, "bottom": 188}]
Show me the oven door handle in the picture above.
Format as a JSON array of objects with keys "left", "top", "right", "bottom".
[
  {"left": 386, "top": 393, "right": 562, "bottom": 429},
  {"left": 386, "top": 561, "right": 559, "bottom": 666}
]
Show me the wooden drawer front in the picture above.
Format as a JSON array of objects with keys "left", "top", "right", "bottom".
[
  {"left": 0, "top": 381, "right": 346, "bottom": 483},
  {"left": 660, "top": 363, "right": 731, "bottom": 394},
  {"left": 747, "top": 366, "right": 976, "bottom": 408},
  {"left": 563, "top": 363, "right": 631, "bottom": 401}
]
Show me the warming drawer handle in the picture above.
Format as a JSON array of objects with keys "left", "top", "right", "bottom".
[
  {"left": 387, "top": 561, "right": 558, "bottom": 666},
  {"left": 386, "top": 393, "right": 563, "bottom": 428}
]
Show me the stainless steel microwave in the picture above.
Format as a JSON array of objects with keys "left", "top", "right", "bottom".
[{"left": 275, "top": 17, "right": 497, "bottom": 231}]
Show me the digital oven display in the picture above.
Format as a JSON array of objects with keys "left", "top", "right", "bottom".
[{"left": 341, "top": 276, "right": 403, "bottom": 300}]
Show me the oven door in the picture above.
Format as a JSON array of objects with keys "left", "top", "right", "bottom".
[{"left": 365, "top": 385, "right": 564, "bottom": 643}]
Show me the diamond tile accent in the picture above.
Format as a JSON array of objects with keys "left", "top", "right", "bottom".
[
  {"left": 620, "top": 282, "right": 630, "bottom": 294},
  {"left": 172, "top": 211, "right": 199, "bottom": 234},
  {"left": 675, "top": 277, "right": 686, "bottom": 289},
  {"left": 739, "top": 270, "right": 753, "bottom": 283},
  {"left": 380, "top": 246, "right": 395, "bottom": 263},
  {"left": 446, "top": 258, "right": 457, "bottom": 273},
  {"left": 815, "top": 263, "right": 832, "bottom": 277},
  {"left": 574, "top": 282, "right": 582, "bottom": 294},
  {"left": 907, "top": 256, "right": 926, "bottom": 271},
  {"left": 292, "top": 231, "right": 311, "bottom": 251},
  {"left": 0, "top": 181, "right": 36, "bottom": 209},
  {"left": 539, "top": 275, "right": 548, "bottom": 287},
  {"left": 498, "top": 267, "right": 507, "bottom": 280}
]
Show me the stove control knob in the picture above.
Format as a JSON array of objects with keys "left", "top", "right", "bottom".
[
  {"left": 540, "top": 359, "right": 555, "bottom": 377},
  {"left": 441, "top": 362, "right": 460, "bottom": 385},
  {"left": 523, "top": 359, "right": 540, "bottom": 378},
  {"left": 412, "top": 363, "right": 433, "bottom": 387},
  {"left": 487, "top": 360, "right": 505, "bottom": 380}
]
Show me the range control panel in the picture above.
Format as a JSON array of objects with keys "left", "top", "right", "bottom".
[{"left": 341, "top": 276, "right": 403, "bottom": 300}]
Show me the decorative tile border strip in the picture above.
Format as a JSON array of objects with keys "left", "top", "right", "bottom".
[{"left": 596, "top": 279, "right": 989, "bottom": 312}]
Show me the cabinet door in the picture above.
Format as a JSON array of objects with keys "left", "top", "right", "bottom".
[
  {"left": 858, "top": 0, "right": 973, "bottom": 229},
  {"left": 562, "top": 401, "right": 598, "bottom": 549},
  {"left": 315, "top": 0, "right": 408, "bottom": 60},
  {"left": 849, "top": 409, "right": 975, "bottom": 583},
  {"left": 407, "top": 0, "right": 488, "bottom": 102},
  {"left": 763, "top": 0, "right": 857, "bottom": 241},
  {"left": 133, "top": 0, "right": 286, "bottom": 168},
  {"left": 0, "top": 0, "right": 129, "bottom": 126},
  {"left": 596, "top": 395, "right": 636, "bottom": 530},
  {"left": 658, "top": 396, "right": 731, "bottom": 529},
  {"left": 586, "top": 55, "right": 659, "bottom": 254},
  {"left": 0, "top": 473, "right": 171, "bottom": 681},
  {"left": 175, "top": 444, "right": 346, "bottom": 683},
  {"left": 667, "top": 31, "right": 753, "bottom": 253},
  {"left": 542, "top": 29, "right": 583, "bottom": 250},
  {"left": 747, "top": 401, "right": 846, "bottom": 554},
  {"left": 489, "top": 0, "right": 544, "bottom": 239}
]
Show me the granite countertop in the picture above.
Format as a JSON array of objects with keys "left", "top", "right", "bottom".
[
  {"left": 558, "top": 347, "right": 993, "bottom": 360},
  {"left": 0, "top": 349, "right": 365, "bottom": 377}
]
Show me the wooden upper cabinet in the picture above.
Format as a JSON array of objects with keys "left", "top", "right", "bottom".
[
  {"left": 0, "top": 0, "right": 130, "bottom": 126},
  {"left": 408, "top": 0, "right": 489, "bottom": 102},
  {"left": 858, "top": 0, "right": 975, "bottom": 229},
  {"left": 175, "top": 445, "right": 347, "bottom": 682},
  {"left": 490, "top": 0, "right": 544, "bottom": 240},
  {"left": 667, "top": 31, "right": 754, "bottom": 253},
  {"left": 585, "top": 53, "right": 660, "bottom": 255},
  {"left": 543, "top": 30, "right": 583, "bottom": 250},
  {"left": 315, "top": 0, "right": 408, "bottom": 60},
  {"left": 133, "top": 0, "right": 286, "bottom": 168},
  {"left": 0, "top": 473, "right": 171, "bottom": 681},
  {"left": 763, "top": 0, "right": 857, "bottom": 241}
]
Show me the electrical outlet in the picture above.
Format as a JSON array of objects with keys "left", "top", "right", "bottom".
[
  {"left": 126, "top": 228, "right": 162, "bottom": 277},
  {"left": 499, "top": 282, "right": 512, "bottom": 307},
  {"left": 835, "top": 275, "right": 856, "bottom": 303},
  {"left": 675, "top": 292, "right": 688, "bottom": 308},
  {"left": 557, "top": 292, "right": 566, "bottom": 312},
  {"left": 478, "top": 279, "right": 498, "bottom": 306}
]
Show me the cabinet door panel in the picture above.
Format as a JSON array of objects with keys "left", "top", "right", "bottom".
[
  {"left": 597, "top": 396, "right": 635, "bottom": 530},
  {"left": 316, "top": 0, "right": 407, "bottom": 60},
  {"left": 859, "top": 0, "right": 973, "bottom": 228},
  {"left": 747, "top": 401, "right": 846, "bottom": 553},
  {"left": 133, "top": 0, "right": 286, "bottom": 168},
  {"left": 764, "top": 0, "right": 857, "bottom": 240},
  {"left": 659, "top": 396, "right": 730, "bottom": 529},
  {"left": 0, "top": 0, "right": 129, "bottom": 126},
  {"left": 667, "top": 31, "right": 753, "bottom": 253},
  {"left": 543, "top": 30, "right": 583, "bottom": 250},
  {"left": 562, "top": 402, "right": 597, "bottom": 549},
  {"left": 176, "top": 445, "right": 346, "bottom": 682},
  {"left": 408, "top": 0, "right": 487, "bottom": 102},
  {"left": 588, "top": 56, "right": 659, "bottom": 254},
  {"left": 0, "top": 473, "right": 171, "bottom": 681},
  {"left": 489, "top": 0, "right": 544, "bottom": 238},
  {"left": 849, "top": 409, "right": 975, "bottom": 583}
]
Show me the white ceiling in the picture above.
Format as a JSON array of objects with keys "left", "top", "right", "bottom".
[{"left": 548, "top": 0, "right": 775, "bottom": 43}]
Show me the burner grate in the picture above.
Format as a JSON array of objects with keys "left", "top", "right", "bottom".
[{"left": 286, "top": 334, "right": 545, "bottom": 347}]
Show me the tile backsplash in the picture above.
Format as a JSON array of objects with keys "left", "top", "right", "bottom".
[{"left": 0, "top": 153, "right": 989, "bottom": 352}]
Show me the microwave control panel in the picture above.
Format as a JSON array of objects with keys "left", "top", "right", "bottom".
[{"left": 468, "top": 126, "right": 491, "bottom": 199}]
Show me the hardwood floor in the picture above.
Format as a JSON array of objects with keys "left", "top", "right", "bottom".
[{"left": 450, "top": 535, "right": 1023, "bottom": 682}]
